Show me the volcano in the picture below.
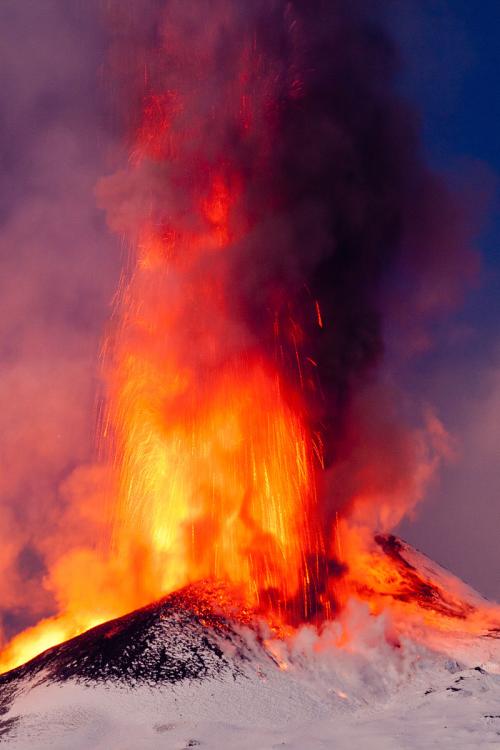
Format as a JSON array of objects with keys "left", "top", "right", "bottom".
[
  {"left": 1, "top": 536, "right": 499, "bottom": 750},
  {"left": 0, "top": 4, "right": 497, "bottom": 749},
  {"left": 0, "top": 0, "right": 486, "bottom": 696}
]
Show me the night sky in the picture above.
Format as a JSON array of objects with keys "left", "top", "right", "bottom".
[{"left": 0, "top": 1, "right": 499, "bottom": 643}]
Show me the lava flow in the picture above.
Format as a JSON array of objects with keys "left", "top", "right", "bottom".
[{"left": 0, "top": 1, "right": 495, "bottom": 674}]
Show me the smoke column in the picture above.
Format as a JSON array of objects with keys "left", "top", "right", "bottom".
[{"left": 98, "top": 0, "right": 476, "bottom": 617}]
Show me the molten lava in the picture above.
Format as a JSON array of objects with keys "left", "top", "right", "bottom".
[
  {"left": 100, "top": 26, "right": 337, "bottom": 625},
  {"left": 104, "top": 170, "right": 331, "bottom": 622}
]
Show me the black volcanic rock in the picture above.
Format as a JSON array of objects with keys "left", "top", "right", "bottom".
[
  {"left": 1, "top": 535, "right": 498, "bottom": 718},
  {"left": 374, "top": 534, "right": 477, "bottom": 619},
  {"left": 0, "top": 581, "right": 263, "bottom": 708},
  {"left": 0, "top": 540, "right": 499, "bottom": 749}
]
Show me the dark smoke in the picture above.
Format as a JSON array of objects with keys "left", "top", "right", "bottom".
[
  {"left": 229, "top": 2, "right": 475, "bottom": 460},
  {"left": 100, "top": 0, "right": 476, "bottom": 518}
]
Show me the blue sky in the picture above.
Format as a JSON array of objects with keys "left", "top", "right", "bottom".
[{"left": 388, "top": 1, "right": 500, "bottom": 598}]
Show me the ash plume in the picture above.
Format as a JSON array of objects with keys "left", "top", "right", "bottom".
[{"left": 99, "top": 0, "right": 476, "bottom": 524}]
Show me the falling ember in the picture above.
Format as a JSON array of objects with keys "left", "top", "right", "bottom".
[
  {"left": 97, "top": 1, "right": 345, "bottom": 626},
  {"left": 0, "top": 1, "right": 494, "bottom": 674},
  {"left": 315, "top": 301, "right": 323, "bottom": 329},
  {"left": 104, "top": 140, "right": 331, "bottom": 624}
]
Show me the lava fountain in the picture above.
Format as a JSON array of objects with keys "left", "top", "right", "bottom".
[{"left": 100, "top": 0, "right": 343, "bottom": 625}]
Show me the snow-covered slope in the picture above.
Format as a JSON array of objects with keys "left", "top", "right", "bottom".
[{"left": 1, "top": 536, "right": 500, "bottom": 749}]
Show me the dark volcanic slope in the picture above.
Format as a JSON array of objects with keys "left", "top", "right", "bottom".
[
  {"left": 374, "top": 534, "right": 477, "bottom": 619},
  {"left": 1, "top": 534, "right": 498, "bottom": 719},
  {"left": 0, "top": 581, "right": 262, "bottom": 711},
  {"left": 0, "top": 553, "right": 499, "bottom": 749}
]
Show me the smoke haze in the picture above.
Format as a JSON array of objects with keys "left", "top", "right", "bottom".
[{"left": 0, "top": 0, "right": 120, "bottom": 641}]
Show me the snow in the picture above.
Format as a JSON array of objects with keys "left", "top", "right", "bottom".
[
  {"left": 4, "top": 659, "right": 500, "bottom": 748},
  {"left": 2, "top": 544, "right": 500, "bottom": 748},
  {"left": 2, "top": 602, "right": 500, "bottom": 749}
]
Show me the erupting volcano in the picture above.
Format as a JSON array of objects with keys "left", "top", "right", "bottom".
[{"left": 1, "top": 2, "right": 499, "bottom": 748}]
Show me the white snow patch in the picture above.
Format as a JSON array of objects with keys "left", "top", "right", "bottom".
[{"left": 3, "top": 603, "right": 500, "bottom": 749}]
